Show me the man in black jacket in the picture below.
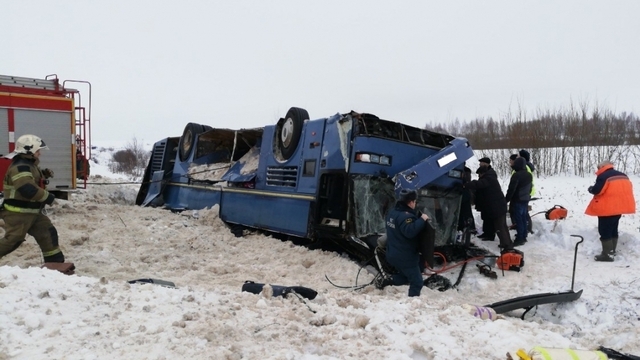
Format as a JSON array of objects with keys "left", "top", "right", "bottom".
[
  {"left": 457, "top": 166, "right": 476, "bottom": 232},
  {"left": 476, "top": 157, "right": 496, "bottom": 240},
  {"left": 506, "top": 157, "right": 533, "bottom": 246},
  {"left": 466, "top": 166, "right": 514, "bottom": 250},
  {"left": 512, "top": 150, "right": 535, "bottom": 234}
]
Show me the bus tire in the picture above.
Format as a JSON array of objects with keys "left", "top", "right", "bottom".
[
  {"left": 178, "top": 123, "right": 207, "bottom": 162},
  {"left": 276, "top": 107, "right": 308, "bottom": 160}
]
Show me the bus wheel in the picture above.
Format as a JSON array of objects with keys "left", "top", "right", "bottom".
[
  {"left": 178, "top": 123, "right": 207, "bottom": 162},
  {"left": 275, "top": 107, "right": 308, "bottom": 160}
]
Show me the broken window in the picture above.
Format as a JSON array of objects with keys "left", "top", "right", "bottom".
[
  {"left": 351, "top": 175, "right": 395, "bottom": 237},
  {"left": 417, "top": 187, "right": 462, "bottom": 246}
]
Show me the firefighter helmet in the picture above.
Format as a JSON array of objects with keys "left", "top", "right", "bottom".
[{"left": 15, "top": 134, "right": 49, "bottom": 154}]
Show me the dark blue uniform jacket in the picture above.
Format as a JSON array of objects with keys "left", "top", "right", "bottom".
[{"left": 385, "top": 201, "right": 427, "bottom": 266}]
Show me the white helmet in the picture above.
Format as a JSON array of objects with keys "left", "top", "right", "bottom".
[{"left": 15, "top": 134, "right": 49, "bottom": 154}]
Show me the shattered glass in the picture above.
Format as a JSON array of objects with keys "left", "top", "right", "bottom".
[
  {"left": 416, "top": 187, "right": 462, "bottom": 246},
  {"left": 351, "top": 175, "right": 462, "bottom": 246},
  {"left": 351, "top": 175, "right": 395, "bottom": 237}
]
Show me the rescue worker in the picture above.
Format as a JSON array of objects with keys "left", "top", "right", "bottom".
[
  {"left": 507, "top": 154, "right": 519, "bottom": 229},
  {"left": 505, "top": 157, "right": 533, "bottom": 246},
  {"left": 457, "top": 166, "right": 475, "bottom": 232},
  {"left": 465, "top": 166, "right": 514, "bottom": 251},
  {"left": 585, "top": 161, "right": 635, "bottom": 262},
  {"left": 509, "top": 152, "right": 534, "bottom": 234},
  {"left": 476, "top": 157, "right": 497, "bottom": 241},
  {"left": 377, "top": 189, "right": 430, "bottom": 297},
  {"left": 518, "top": 149, "right": 536, "bottom": 185},
  {"left": 0, "top": 134, "right": 63, "bottom": 263}
]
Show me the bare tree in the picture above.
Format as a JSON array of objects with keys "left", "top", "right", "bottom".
[{"left": 109, "top": 137, "right": 150, "bottom": 178}]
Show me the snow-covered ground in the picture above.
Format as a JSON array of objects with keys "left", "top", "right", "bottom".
[{"left": 1, "top": 145, "right": 639, "bottom": 360}]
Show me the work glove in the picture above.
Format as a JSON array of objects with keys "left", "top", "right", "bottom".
[
  {"left": 588, "top": 186, "right": 594, "bottom": 194},
  {"left": 42, "top": 168, "right": 54, "bottom": 179},
  {"left": 44, "top": 193, "right": 56, "bottom": 206}
]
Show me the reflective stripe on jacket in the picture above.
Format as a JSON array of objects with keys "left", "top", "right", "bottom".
[
  {"left": 2, "top": 203, "right": 42, "bottom": 214},
  {"left": 511, "top": 163, "right": 535, "bottom": 196},
  {"left": 2, "top": 154, "right": 51, "bottom": 213}
]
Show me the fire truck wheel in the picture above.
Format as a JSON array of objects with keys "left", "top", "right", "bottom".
[
  {"left": 276, "top": 107, "right": 308, "bottom": 160},
  {"left": 178, "top": 123, "right": 207, "bottom": 162}
]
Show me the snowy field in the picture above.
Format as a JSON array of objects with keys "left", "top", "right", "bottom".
[{"left": 0, "top": 145, "right": 639, "bottom": 360}]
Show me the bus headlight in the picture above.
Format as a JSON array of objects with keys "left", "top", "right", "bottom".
[
  {"left": 355, "top": 153, "right": 391, "bottom": 166},
  {"left": 355, "top": 153, "right": 371, "bottom": 162}
]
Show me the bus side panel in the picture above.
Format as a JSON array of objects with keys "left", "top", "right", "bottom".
[
  {"left": 220, "top": 190, "right": 310, "bottom": 237},
  {"left": 295, "top": 119, "right": 326, "bottom": 194},
  {"left": 163, "top": 184, "right": 223, "bottom": 210},
  {"left": 319, "top": 114, "right": 350, "bottom": 171},
  {"left": 254, "top": 126, "right": 275, "bottom": 191},
  {"left": 350, "top": 137, "right": 439, "bottom": 175},
  {"left": 350, "top": 136, "right": 467, "bottom": 188}
]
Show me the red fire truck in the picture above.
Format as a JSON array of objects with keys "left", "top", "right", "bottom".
[{"left": 0, "top": 74, "right": 91, "bottom": 199}]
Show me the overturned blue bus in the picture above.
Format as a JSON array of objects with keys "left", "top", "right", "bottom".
[{"left": 136, "top": 107, "right": 474, "bottom": 265}]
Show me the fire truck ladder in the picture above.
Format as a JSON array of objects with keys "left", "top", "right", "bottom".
[
  {"left": 60, "top": 77, "right": 92, "bottom": 188},
  {"left": 0, "top": 75, "right": 64, "bottom": 94}
]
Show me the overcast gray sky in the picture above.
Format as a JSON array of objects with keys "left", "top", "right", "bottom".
[{"left": 2, "top": 1, "right": 639, "bottom": 143}]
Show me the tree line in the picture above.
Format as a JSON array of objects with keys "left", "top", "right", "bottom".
[{"left": 426, "top": 102, "right": 640, "bottom": 176}]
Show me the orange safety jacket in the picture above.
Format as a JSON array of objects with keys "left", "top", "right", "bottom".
[{"left": 585, "top": 164, "right": 636, "bottom": 216}]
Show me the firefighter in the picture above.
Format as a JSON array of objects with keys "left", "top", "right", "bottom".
[{"left": 0, "top": 134, "right": 63, "bottom": 263}]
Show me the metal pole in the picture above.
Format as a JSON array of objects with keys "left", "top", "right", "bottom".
[{"left": 570, "top": 235, "right": 584, "bottom": 291}]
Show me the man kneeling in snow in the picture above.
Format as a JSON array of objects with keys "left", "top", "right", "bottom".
[{"left": 377, "top": 189, "right": 430, "bottom": 297}]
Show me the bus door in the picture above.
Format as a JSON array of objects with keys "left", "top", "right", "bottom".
[{"left": 295, "top": 120, "right": 326, "bottom": 194}]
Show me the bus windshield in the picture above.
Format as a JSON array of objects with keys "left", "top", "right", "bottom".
[{"left": 351, "top": 175, "right": 461, "bottom": 246}]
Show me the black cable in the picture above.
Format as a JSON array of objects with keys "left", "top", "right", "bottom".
[
  {"left": 289, "top": 292, "right": 317, "bottom": 314},
  {"left": 325, "top": 254, "right": 377, "bottom": 290},
  {"left": 325, "top": 274, "right": 373, "bottom": 291},
  {"left": 530, "top": 211, "right": 546, "bottom": 218},
  {"left": 85, "top": 181, "right": 143, "bottom": 185},
  {"left": 452, "top": 261, "right": 468, "bottom": 288}
]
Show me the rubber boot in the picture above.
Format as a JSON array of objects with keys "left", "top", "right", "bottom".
[
  {"left": 611, "top": 237, "right": 618, "bottom": 255},
  {"left": 594, "top": 239, "right": 614, "bottom": 262}
]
